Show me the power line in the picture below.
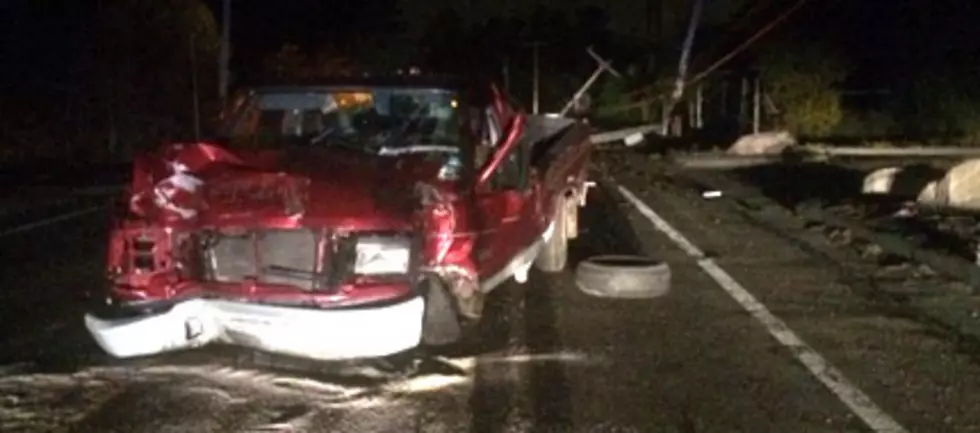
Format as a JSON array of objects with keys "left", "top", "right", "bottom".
[
  {"left": 628, "top": 0, "right": 810, "bottom": 104},
  {"left": 685, "top": 0, "right": 808, "bottom": 88},
  {"left": 630, "top": 0, "right": 780, "bottom": 99},
  {"left": 688, "top": 0, "right": 781, "bottom": 73}
]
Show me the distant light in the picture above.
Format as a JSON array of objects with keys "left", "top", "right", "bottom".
[{"left": 450, "top": 99, "right": 458, "bottom": 108}]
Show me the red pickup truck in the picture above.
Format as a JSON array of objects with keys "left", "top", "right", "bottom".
[{"left": 85, "top": 75, "right": 594, "bottom": 362}]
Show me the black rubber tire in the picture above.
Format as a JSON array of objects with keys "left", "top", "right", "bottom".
[
  {"left": 535, "top": 199, "right": 569, "bottom": 273},
  {"left": 420, "top": 278, "right": 463, "bottom": 346},
  {"left": 575, "top": 255, "right": 671, "bottom": 299}
]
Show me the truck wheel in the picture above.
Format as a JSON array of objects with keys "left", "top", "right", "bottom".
[
  {"left": 421, "top": 278, "right": 462, "bottom": 346},
  {"left": 575, "top": 255, "right": 671, "bottom": 299},
  {"left": 534, "top": 198, "right": 569, "bottom": 273}
]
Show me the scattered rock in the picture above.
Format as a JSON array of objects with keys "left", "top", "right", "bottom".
[
  {"left": 727, "top": 130, "right": 797, "bottom": 156},
  {"left": 863, "top": 165, "right": 944, "bottom": 197},
  {"left": 918, "top": 180, "right": 940, "bottom": 205},
  {"left": 858, "top": 242, "right": 885, "bottom": 259},
  {"left": 914, "top": 264, "right": 938, "bottom": 279},
  {"left": 823, "top": 226, "right": 853, "bottom": 245},
  {"left": 920, "top": 158, "right": 980, "bottom": 211},
  {"left": 863, "top": 167, "right": 905, "bottom": 195}
]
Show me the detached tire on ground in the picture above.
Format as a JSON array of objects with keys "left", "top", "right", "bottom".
[{"left": 575, "top": 255, "right": 671, "bottom": 299}]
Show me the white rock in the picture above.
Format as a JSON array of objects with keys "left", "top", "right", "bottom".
[
  {"left": 917, "top": 180, "right": 940, "bottom": 204},
  {"left": 727, "top": 131, "right": 797, "bottom": 156},
  {"left": 919, "top": 158, "right": 980, "bottom": 211},
  {"left": 862, "top": 167, "right": 903, "bottom": 195},
  {"left": 864, "top": 165, "right": 943, "bottom": 197}
]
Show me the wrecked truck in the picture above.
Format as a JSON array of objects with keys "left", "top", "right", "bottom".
[{"left": 85, "top": 76, "right": 595, "bottom": 362}]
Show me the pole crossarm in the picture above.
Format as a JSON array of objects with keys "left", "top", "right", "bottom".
[{"left": 559, "top": 46, "right": 620, "bottom": 117}]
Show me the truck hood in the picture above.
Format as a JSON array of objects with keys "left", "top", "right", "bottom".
[{"left": 129, "top": 142, "right": 456, "bottom": 231}]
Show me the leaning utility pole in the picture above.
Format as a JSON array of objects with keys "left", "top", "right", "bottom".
[
  {"left": 218, "top": 0, "right": 231, "bottom": 102},
  {"left": 752, "top": 73, "right": 762, "bottom": 133},
  {"left": 559, "top": 47, "right": 621, "bottom": 117},
  {"left": 502, "top": 56, "right": 511, "bottom": 92},
  {"left": 189, "top": 33, "right": 201, "bottom": 140},
  {"left": 663, "top": 0, "right": 705, "bottom": 135}
]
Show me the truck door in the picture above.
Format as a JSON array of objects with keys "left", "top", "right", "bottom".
[{"left": 473, "top": 106, "right": 542, "bottom": 283}]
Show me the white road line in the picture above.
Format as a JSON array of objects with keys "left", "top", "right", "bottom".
[
  {"left": 616, "top": 185, "right": 909, "bottom": 433},
  {"left": 0, "top": 205, "right": 105, "bottom": 239},
  {"left": 0, "top": 197, "right": 77, "bottom": 219}
]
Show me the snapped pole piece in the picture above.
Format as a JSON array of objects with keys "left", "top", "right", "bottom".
[
  {"left": 559, "top": 46, "right": 622, "bottom": 117},
  {"left": 533, "top": 43, "right": 540, "bottom": 114}
]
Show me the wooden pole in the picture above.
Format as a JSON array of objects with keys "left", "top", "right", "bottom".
[
  {"left": 189, "top": 33, "right": 201, "bottom": 141},
  {"left": 696, "top": 84, "right": 704, "bottom": 129},
  {"left": 753, "top": 74, "right": 761, "bottom": 133},
  {"left": 219, "top": 0, "right": 231, "bottom": 102}
]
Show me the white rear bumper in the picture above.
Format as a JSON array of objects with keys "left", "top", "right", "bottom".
[{"left": 84, "top": 296, "right": 425, "bottom": 361}]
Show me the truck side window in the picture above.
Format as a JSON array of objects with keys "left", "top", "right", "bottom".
[
  {"left": 484, "top": 107, "right": 500, "bottom": 146},
  {"left": 486, "top": 110, "right": 526, "bottom": 191}
]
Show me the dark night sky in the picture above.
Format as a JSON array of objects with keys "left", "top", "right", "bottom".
[
  {"left": 202, "top": 0, "right": 399, "bottom": 50},
  {"left": 218, "top": 0, "right": 978, "bottom": 88},
  {"left": 3, "top": 0, "right": 980, "bottom": 158},
  {"left": 3, "top": 0, "right": 980, "bottom": 95}
]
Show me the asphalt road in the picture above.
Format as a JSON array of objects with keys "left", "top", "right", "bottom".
[{"left": 2, "top": 155, "right": 980, "bottom": 432}]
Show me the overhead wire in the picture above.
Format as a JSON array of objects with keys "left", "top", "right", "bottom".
[
  {"left": 626, "top": 0, "right": 810, "bottom": 104},
  {"left": 629, "top": 0, "right": 780, "bottom": 99},
  {"left": 685, "top": 0, "right": 809, "bottom": 89},
  {"left": 688, "top": 0, "right": 781, "bottom": 74}
]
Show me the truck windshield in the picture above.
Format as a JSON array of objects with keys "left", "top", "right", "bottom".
[{"left": 221, "top": 86, "right": 464, "bottom": 155}]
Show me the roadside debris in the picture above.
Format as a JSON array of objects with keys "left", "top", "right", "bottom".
[
  {"left": 624, "top": 132, "right": 645, "bottom": 147},
  {"left": 920, "top": 158, "right": 980, "bottom": 211},
  {"left": 727, "top": 130, "right": 797, "bottom": 156},
  {"left": 862, "top": 165, "right": 944, "bottom": 198},
  {"left": 575, "top": 255, "right": 671, "bottom": 299}
]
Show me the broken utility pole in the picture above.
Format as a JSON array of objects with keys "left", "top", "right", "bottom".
[
  {"left": 559, "top": 47, "right": 621, "bottom": 117},
  {"left": 663, "top": 0, "right": 705, "bottom": 135}
]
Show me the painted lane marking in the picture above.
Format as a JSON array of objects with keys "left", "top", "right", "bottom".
[
  {"left": 0, "top": 205, "right": 105, "bottom": 239},
  {"left": 616, "top": 185, "right": 909, "bottom": 433},
  {"left": 0, "top": 197, "right": 80, "bottom": 219},
  {"left": 0, "top": 186, "right": 121, "bottom": 218}
]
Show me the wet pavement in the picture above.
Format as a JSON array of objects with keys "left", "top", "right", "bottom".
[{"left": 2, "top": 154, "right": 980, "bottom": 432}]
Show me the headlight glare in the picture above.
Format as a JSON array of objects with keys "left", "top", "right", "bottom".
[{"left": 353, "top": 236, "right": 411, "bottom": 275}]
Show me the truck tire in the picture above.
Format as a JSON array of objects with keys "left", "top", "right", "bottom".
[
  {"left": 575, "top": 255, "right": 671, "bottom": 299},
  {"left": 421, "top": 278, "right": 463, "bottom": 346},
  {"left": 534, "top": 198, "right": 569, "bottom": 273}
]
